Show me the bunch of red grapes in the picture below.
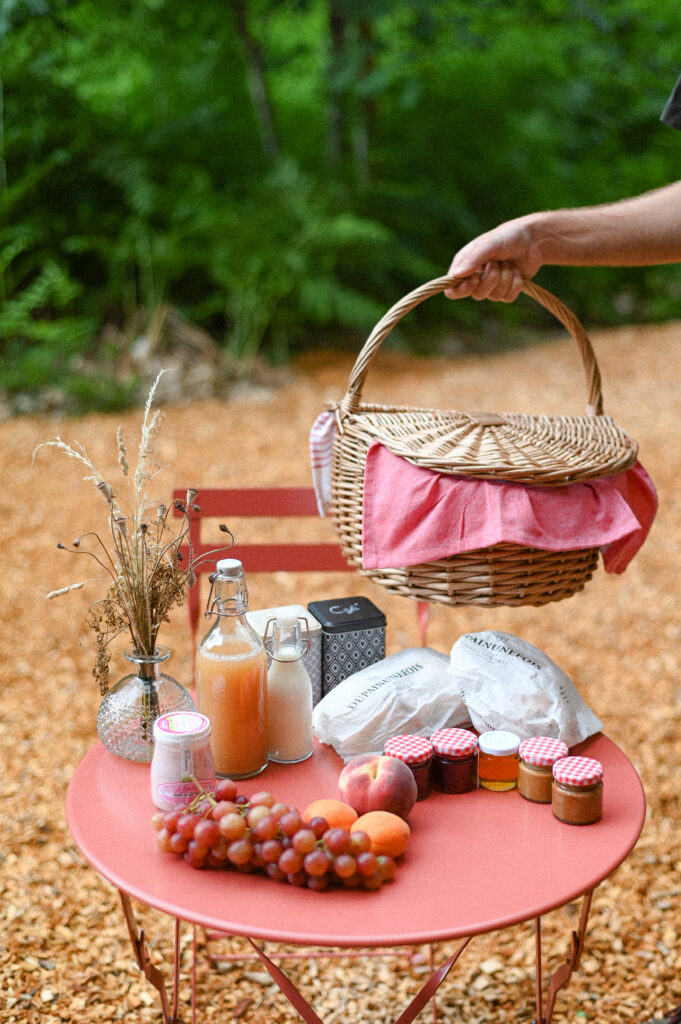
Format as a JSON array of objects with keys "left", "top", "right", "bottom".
[{"left": 151, "top": 778, "right": 398, "bottom": 892}]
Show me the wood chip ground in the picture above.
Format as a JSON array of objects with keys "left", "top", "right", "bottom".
[{"left": 2, "top": 322, "right": 680, "bottom": 1023}]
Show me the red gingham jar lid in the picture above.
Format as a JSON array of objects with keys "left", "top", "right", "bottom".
[
  {"left": 552, "top": 756, "right": 603, "bottom": 787},
  {"left": 384, "top": 734, "right": 433, "bottom": 765},
  {"left": 430, "top": 728, "right": 479, "bottom": 759},
  {"left": 519, "top": 736, "right": 569, "bottom": 767}
]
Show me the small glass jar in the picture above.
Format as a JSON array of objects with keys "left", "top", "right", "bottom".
[
  {"left": 384, "top": 735, "right": 433, "bottom": 800},
  {"left": 151, "top": 711, "right": 216, "bottom": 811},
  {"left": 478, "top": 730, "right": 520, "bottom": 791},
  {"left": 518, "top": 736, "right": 569, "bottom": 803},
  {"left": 552, "top": 756, "right": 603, "bottom": 825},
  {"left": 430, "top": 728, "right": 479, "bottom": 794}
]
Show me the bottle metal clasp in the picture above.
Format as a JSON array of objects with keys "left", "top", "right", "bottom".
[
  {"left": 203, "top": 570, "right": 220, "bottom": 618},
  {"left": 263, "top": 616, "right": 311, "bottom": 660},
  {"left": 203, "top": 569, "right": 244, "bottom": 618}
]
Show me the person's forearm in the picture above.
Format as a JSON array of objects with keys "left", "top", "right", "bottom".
[
  {"left": 447, "top": 180, "right": 681, "bottom": 301},
  {"left": 528, "top": 182, "right": 681, "bottom": 267}
]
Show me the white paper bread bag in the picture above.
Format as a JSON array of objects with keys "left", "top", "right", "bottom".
[
  {"left": 448, "top": 630, "right": 602, "bottom": 747},
  {"left": 312, "top": 647, "right": 472, "bottom": 760}
]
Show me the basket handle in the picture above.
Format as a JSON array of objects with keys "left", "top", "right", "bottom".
[{"left": 338, "top": 276, "right": 604, "bottom": 419}]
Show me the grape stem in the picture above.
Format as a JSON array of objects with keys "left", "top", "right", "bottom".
[{"left": 184, "top": 776, "right": 217, "bottom": 813}]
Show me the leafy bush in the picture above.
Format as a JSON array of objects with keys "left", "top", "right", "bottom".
[{"left": 1, "top": 0, "right": 680, "bottom": 411}]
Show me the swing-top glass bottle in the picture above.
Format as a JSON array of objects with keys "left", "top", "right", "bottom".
[{"left": 196, "top": 558, "right": 268, "bottom": 778}]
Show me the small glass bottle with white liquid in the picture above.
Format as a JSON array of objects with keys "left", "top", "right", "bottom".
[{"left": 265, "top": 615, "right": 313, "bottom": 763}]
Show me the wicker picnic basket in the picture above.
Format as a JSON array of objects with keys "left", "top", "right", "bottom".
[{"left": 330, "top": 276, "right": 639, "bottom": 608}]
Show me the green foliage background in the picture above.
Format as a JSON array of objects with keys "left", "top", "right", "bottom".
[{"left": 1, "top": 0, "right": 680, "bottom": 411}]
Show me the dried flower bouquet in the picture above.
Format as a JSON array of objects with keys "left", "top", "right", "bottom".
[{"left": 36, "top": 371, "right": 231, "bottom": 695}]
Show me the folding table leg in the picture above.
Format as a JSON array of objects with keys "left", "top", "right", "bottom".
[
  {"left": 119, "top": 889, "right": 181, "bottom": 1024},
  {"left": 245, "top": 934, "right": 472, "bottom": 1024},
  {"left": 534, "top": 887, "right": 595, "bottom": 1024}
]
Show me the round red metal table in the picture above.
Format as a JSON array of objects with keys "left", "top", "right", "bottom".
[{"left": 67, "top": 733, "right": 645, "bottom": 1023}]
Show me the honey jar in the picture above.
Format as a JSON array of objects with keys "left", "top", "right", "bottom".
[
  {"left": 430, "top": 728, "right": 478, "bottom": 794},
  {"left": 384, "top": 735, "right": 433, "bottom": 800},
  {"left": 552, "top": 756, "right": 603, "bottom": 825},
  {"left": 518, "top": 736, "right": 569, "bottom": 803},
  {"left": 477, "top": 730, "right": 520, "bottom": 791}
]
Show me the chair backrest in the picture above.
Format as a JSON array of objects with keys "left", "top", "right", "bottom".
[{"left": 172, "top": 486, "right": 355, "bottom": 651}]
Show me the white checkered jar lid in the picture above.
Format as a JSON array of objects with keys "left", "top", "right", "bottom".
[
  {"left": 384, "top": 735, "right": 434, "bottom": 765},
  {"left": 518, "top": 736, "right": 569, "bottom": 767},
  {"left": 552, "top": 756, "right": 603, "bottom": 787},
  {"left": 430, "top": 728, "right": 479, "bottom": 759}
]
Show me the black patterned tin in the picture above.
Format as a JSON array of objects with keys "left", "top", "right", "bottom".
[{"left": 307, "top": 596, "right": 386, "bottom": 697}]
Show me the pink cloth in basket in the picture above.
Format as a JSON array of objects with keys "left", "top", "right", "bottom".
[{"left": 361, "top": 443, "right": 657, "bottom": 573}]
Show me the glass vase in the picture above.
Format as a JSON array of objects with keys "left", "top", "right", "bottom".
[{"left": 96, "top": 646, "right": 196, "bottom": 763}]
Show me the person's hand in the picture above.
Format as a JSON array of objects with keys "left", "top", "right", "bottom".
[{"left": 444, "top": 216, "right": 543, "bottom": 302}]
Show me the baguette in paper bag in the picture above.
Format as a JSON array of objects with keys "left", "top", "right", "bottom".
[
  {"left": 448, "top": 631, "right": 602, "bottom": 747},
  {"left": 313, "top": 647, "right": 471, "bottom": 760}
]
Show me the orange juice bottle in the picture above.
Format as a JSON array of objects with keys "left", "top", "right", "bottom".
[{"left": 196, "top": 559, "right": 268, "bottom": 778}]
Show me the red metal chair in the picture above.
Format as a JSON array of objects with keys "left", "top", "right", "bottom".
[
  {"left": 172, "top": 485, "right": 434, "bottom": 1013},
  {"left": 172, "top": 485, "right": 429, "bottom": 653}
]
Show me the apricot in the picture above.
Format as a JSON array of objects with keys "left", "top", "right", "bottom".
[
  {"left": 351, "top": 810, "right": 410, "bottom": 859},
  {"left": 302, "top": 798, "right": 358, "bottom": 830}
]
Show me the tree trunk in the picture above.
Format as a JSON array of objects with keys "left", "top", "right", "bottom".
[
  {"left": 326, "top": 4, "right": 346, "bottom": 168},
  {"left": 325, "top": 7, "right": 375, "bottom": 183},
  {"left": 352, "top": 19, "right": 374, "bottom": 185},
  {"left": 231, "top": 0, "right": 280, "bottom": 160}
]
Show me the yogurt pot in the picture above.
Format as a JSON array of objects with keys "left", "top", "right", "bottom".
[{"left": 151, "top": 711, "right": 216, "bottom": 811}]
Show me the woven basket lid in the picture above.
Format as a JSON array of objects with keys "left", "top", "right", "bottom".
[{"left": 339, "top": 407, "right": 637, "bottom": 485}]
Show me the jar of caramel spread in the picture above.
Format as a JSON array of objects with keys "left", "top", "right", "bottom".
[
  {"left": 518, "top": 736, "right": 569, "bottom": 803},
  {"left": 477, "top": 730, "right": 520, "bottom": 791},
  {"left": 552, "top": 755, "right": 603, "bottom": 825}
]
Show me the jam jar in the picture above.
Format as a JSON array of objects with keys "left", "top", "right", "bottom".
[
  {"left": 477, "top": 730, "right": 520, "bottom": 791},
  {"left": 430, "top": 728, "right": 479, "bottom": 794},
  {"left": 384, "top": 734, "right": 433, "bottom": 800},
  {"left": 518, "top": 736, "right": 569, "bottom": 803},
  {"left": 552, "top": 755, "right": 603, "bottom": 825}
]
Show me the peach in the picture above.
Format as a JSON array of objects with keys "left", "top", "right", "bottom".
[{"left": 338, "top": 754, "right": 417, "bottom": 821}]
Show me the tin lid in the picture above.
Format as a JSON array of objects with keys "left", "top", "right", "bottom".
[
  {"left": 430, "top": 727, "right": 479, "bottom": 758},
  {"left": 247, "top": 605, "right": 322, "bottom": 638},
  {"left": 478, "top": 730, "right": 521, "bottom": 757},
  {"left": 307, "top": 596, "right": 386, "bottom": 633},
  {"left": 153, "top": 711, "right": 211, "bottom": 743},
  {"left": 519, "top": 736, "right": 569, "bottom": 767},
  {"left": 553, "top": 755, "right": 603, "bottom": 787},
  {"left": 384, "top": 735, "right": 434, "bottom": 765}
]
